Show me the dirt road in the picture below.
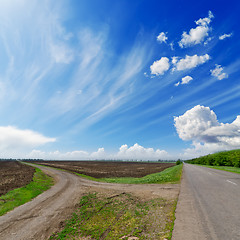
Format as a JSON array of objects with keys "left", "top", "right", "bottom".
[{"left": 0, "top": 164, "right": 179, "bottom": 240}]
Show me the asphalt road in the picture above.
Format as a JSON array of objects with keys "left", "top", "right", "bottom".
[{"left": 172, "top": 164, "right": 240, "bottom": 240}]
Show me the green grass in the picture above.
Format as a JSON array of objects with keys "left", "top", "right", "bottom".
[
  {"left": 97, "top": 164, "right": 183, "bottom": 184},
  {"left": 31, "top": 163, "right": 182, "bottom": 185},
  {"left": 198, "top": 165, "right": 240, "bottom": 174},
  {"left": 33, "top": 163, "right": 182, "bottom": 184},
  {"left": 0, "top": 168, "right": 54, "bottom": 216},
  {"left": 50, "top": 192, "right": 176, "bottom": 240}
]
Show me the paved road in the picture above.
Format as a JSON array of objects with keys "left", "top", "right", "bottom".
[{"left": 173, "top": 164, "right": 240, "bottom": 240}]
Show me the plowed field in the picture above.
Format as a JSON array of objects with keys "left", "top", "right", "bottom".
[
  {"left": 0, "top": 161, "right": 35, "bottom": 196},
  {"left": 32, "top": 161, "right": 175, "bottom": 178}
]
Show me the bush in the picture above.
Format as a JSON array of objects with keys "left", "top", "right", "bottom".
[
  {"left": 176, "top": 159, "right": 182, "bottom": 165},
  {"left": 186, "top": 149, "right": 240, "bottom": 168}
]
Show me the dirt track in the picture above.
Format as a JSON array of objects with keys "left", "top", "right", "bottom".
[{"left": 0, "top": 164, "right": 179, "bottom": 240}]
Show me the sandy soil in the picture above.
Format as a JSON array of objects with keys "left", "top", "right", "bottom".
[{"left": 0, "top": 164, "right": 179, "bottom": 240}]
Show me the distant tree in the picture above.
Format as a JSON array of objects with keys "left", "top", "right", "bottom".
[{"left": 176, "top": 159, "right": 182, "bottom": 165}]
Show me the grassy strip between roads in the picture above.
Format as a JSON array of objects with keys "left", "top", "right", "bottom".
[
  {"left": 0, "top": 168, "right": 54, "bottom": 216},
  {"left": 76, "top": 164, "right": 183, "bottom": 184},
  {"left": 50, "top": 192, "right": 177, "bottom": 240},
  {"left": 197, "top": 164, "right": 240, "bottom": 174}
]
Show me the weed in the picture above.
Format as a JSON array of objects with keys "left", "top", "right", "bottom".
[{"left": 50, "top": 193, "right": 177, "bottom": 240}]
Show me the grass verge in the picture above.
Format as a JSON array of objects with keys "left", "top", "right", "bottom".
[
  {"left": 198, "top": 164, "right": 240, "bottom": 174},
  {"left": 0, "top": 168, "right": 54, "bottom": 216},
  {"left": 31, "top": 163, "right": 182, "bottom": 184},
  {"left": 50, "top": 192, "right": 176, "bottom": 240},
  {"left": 97, "top": 164, "right": 183, "bottom": 184}
]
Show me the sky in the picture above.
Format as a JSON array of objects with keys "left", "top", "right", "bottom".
[{"left": 0, "top": 0, "right": 240, "bottom": 160}]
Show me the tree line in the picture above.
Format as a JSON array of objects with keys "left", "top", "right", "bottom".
[{"left": 186, "top": 149, "right": 240, "bottom": 167}]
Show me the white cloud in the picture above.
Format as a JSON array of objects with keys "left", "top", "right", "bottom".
[
  {"left": 150, "top": 57, "right": 170, "bottom": 76},
  {"left": 50, "top": 43, "right": 74, "bottom": 64},
  {"left": 157, "top": 32, "right": 168, "bottom": 43},
  {"left": 174, "top": 105, "right": 219, "bottom": 142},
  {"left": 28, "top": 150, "right": 89, "bottom": 160},
  {"left": 175, "top": 76, "right": 193, "bottom": 87},
  {"left": 172, "top": 54, "right": 210, "bottom": 71},
  {"left": 219, "top": 33, "right": 232, "bottom": 40},
  {"left": 28, "top": 143, "right": 169, "bottom": 160},
  {"left": 91, "top": 148, "right": 107, "bottom": 159},
  {"left": 116, "top": 143, "right": 168, "bottom": 160},
  {"left": 210, "top": 64, "right": 228, "bottom": 80},
  {"left": 174, "top": 105, "right": 240, "bottom": 158},
  {"left": 181, "top": 75, "right": 193, "bottom": 84},
  {"left": 179, "top": 11, "right": 214, "bottom": 48},
  {"left": 0, "top": 126, "right": 56, "bottom": 154}
]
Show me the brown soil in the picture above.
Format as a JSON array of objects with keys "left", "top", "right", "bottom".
[
  {"left": 31, "top": 161, "right": 175, "bottom": 178},
  {"left": 0, "top": 164, "right": 180, "bottom": 240},
  {"left": 0, "top": 161, "right": 35, "bottom": 196}
]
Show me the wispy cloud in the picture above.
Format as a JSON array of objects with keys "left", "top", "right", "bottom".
[{"left": 219, "top": 33, "right": 233, "bottom": 40}]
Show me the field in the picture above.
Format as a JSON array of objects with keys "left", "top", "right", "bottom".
[
  {"left": 0, "top": 161, "right": 35, "bottom": 196},
  {"left": 31, "top": 160, "right": 176, "bottom": 178},
  {"left": 0, "top": 161, "right": 181, "bottom": 238}
]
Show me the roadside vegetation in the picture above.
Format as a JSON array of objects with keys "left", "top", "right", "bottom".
[
  {"left": 50, "top": 192, "right": 177, "bottom": 240},
  {"left": 33, "top": 162, "right": 183, "bottom": 185},
  {"left": 186, "top": 149, "right": 240, "bottom": 174},
  {"left": 96, "top": 164, "right": 182, "bottom": 184},
  {"left": 197, "top": 165, "right": 240, "bottom": 175},
  {"left": 0, "top": 167, "right": 54, "bottom": 216}
]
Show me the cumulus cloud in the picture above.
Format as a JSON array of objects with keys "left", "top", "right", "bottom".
[
  {"left": 210, "top": 64, "right": 228, "bottom": 80},
  {"left": 172, "top": 54, "right": 210, "bottom": 71},
  {"left": 179, "top": 11, "right": 214, "bottom": 48},
  {"left": 157, "top": 32, "right": 168, "bottom": 43},
  {"left": 116, "top": 143, "right": 168, "bottom": 160},
  {"left": 0, "top": 126, "right": 56, "bottom": 154},
  {"left": 174, "top": 105, "right": 219, "bottom": 142},
  {"left": 219, "top": 33, "right": 232, "bottom": 40},
  {"left": 150, "top": 57, "right": 170, "bottom": 76},
  {"left": 181, "top": 75, "right": 193, "bottom": 84},
  {"left": 175, "top": 76, "right": 193, "bottom": 86},
  {"left": 28, "top": 143, "right": 169, "bottom": 160},
  {"left": 91, "top": 148, "right": 107, "bottom": 159},
  {"left": 174, "top": 105, "right": 240, "bottom": 158}
]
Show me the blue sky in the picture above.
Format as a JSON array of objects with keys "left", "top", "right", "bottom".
[{"left": 0, "top": 0, "right": 240, "bottom": 160}]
